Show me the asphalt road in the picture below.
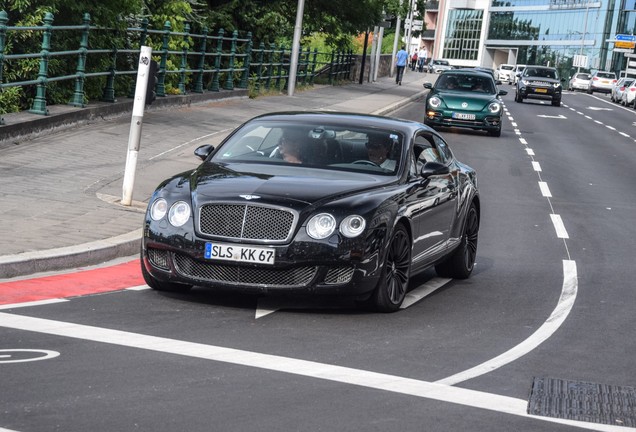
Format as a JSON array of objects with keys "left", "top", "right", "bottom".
[{"left": 1, "top": 88, "right": 635, "bottom": 432}]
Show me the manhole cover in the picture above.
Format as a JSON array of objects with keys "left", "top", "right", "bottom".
[{"left": 528, "top": 377, "right": 636, "bottom": 427}]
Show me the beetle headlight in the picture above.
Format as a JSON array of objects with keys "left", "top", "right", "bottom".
[
  {"left": 150, "top": 198, "right": 168, "bottom": 221},
  {"left": 168, "top": 201, "right": 191, "bottom": 227},
  {"left": 428, "top": 96, "right": 441, "bottom": 108},
  {"left": 307, "top": 213, "right": 336, "bottom": 239},
  {"left": 488, "top": 102, "right": 501, "bottom": 113},
  {"left": 340, "top": 215, "right": 366, "bottom": 238}
]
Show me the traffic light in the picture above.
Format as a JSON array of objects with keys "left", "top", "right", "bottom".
[{"left": 145, "top": 59, "right": 158, "bottom": 105}]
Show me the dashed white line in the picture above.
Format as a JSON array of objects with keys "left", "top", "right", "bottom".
[
  {"left": 538, "top": 181, "right": 552, "bottom": 197},
  {"left": 526, "top": 148, "right": 535, "bottom": 156},
  {"left": 532, "top": 161, "right": 542, "bottom": 172},
  {"left": 550, "top": 214, "right": 570, "bottom": 239}
]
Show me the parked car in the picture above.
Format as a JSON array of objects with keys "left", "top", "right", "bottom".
[
  {"left": 428, "top": 59, "right": 453, "bottom": 73},
  {"left": 611, "top": 77, "right": 634, "bottom": 103},
  {"left": 515, "top": 65, "right": 563, "bottom": 106},
  {"left": 495, "top": 64, "right": 516, "bottom": 84},
  {"left": 141, "top": 112, "right": 480, "bottom": 312},
  {"left": 568, "top": 72, "right": 591, "bottom": 92},
  {"left": 423, "top": 70, "right": 507, "bottom": 137},
  {"left": 588, "top": 71, "right": 617, "bottom": 94},
  {"left": 513, "top": 64, "right": 527, "bottom": 84},
  {"left": 620, "top": 80, "right": 636, "bottom": 107}
]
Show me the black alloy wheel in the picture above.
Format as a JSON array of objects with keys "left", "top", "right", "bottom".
[
  {"left": 373, "top": 224, "right": 412, "bottom": 312},
  {"left": 435, "top": 202, "right": 479, "bottom": 279}
]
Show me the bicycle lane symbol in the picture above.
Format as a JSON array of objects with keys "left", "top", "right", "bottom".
[{"left": 0, "top": 349, "right": 60, "bottom": 363}]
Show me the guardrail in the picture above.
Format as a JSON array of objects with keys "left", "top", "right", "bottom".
[{"left": 0, "top": 10, "right": 355, "bottom": 126}]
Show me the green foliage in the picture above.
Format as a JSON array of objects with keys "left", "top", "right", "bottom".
[{"left": 0, "top": 86, "right": 23, "bottom": 114}]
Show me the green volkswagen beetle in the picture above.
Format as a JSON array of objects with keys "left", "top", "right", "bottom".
[{"left": 423, "top": 70, "right": 507, "bottom": 137}]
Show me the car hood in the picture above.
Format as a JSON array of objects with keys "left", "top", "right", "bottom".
[
  {"left": 183, "top": 162, "right": 394, "bottom": 207},
  {"left": 432, "top": 91, "right": 498, "bottom": 110}
]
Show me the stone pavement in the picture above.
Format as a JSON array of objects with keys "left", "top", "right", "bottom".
[{"left": 0, "top": 70, "right": 432, "bottom": 279}]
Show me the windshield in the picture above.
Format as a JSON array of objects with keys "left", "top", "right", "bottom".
[
  {"left": 212, "top": 121, "right": 404, "bottom": 175},
  {"left": 501, "top": 65, "right": 515, "bottom": 70},
  {"left": 524, "top": 68, "right": 558, "bottom": 79},
  {"left": 436, "top": 73, "right": 496, "bottom": 93}
]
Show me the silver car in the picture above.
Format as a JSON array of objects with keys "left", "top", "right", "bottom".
[
  {"left": 611, "top": 77, "right": 634, "bottom": 103},
  {"left": 568, "top": 72, "right": 591, "bottom": 92},
  {"left": 588, "top": 71, "right": 617, "bottom": 94}
]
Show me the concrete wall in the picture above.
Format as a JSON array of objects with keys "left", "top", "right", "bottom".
[{"left": 350, "top": 54, "right": 394, "bottom": 82}]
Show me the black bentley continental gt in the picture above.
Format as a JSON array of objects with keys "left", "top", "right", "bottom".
[{"left": 141, "top": 112, "right": 480, "bottom": 312}]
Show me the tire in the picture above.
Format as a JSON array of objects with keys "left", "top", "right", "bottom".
[
  {"left": 435, "top": 202, "right": 479, "bottom": 279},
  {"left": 515, "top": 92, "right": 523, "bottom": 103},
  {"left": 372, "top": 224, "right": 411, "bottom": 312},
  {"left": 141, "top": 251, "right": 192, "bottom": 293},
  {"left": 587, "top": 88, "right": 593, "bottom": 94},
  {"left": 488, "top": 127, "right": 501, "bottom": 137},
  {"left": 552, "top": 98, "right": 561, "bottom": 107}
]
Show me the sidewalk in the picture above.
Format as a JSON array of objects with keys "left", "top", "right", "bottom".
[{"left": 0, "top": 70, "right": 431, "bottom": 279}]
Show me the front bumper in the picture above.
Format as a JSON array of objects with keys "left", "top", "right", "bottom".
[
  {"left": 424, "top": 110, "right": 502, "bottom": 132},
  {"left": 517, "top": 85, "right": 561, "bottom": 100},
  {"left": 141, "top": 229, "right": 382, "bottom": 297}
]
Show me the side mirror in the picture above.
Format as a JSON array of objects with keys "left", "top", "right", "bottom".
[
  {"left": 194, "top": 144, "right": 215, "bottom": 161},
  {"left": 423, "top": 82, "right": 433, "bottom": 89},
  {"left": 498, "top": 89, "right": 508, "bottom": 96},
  {"left": 420, "top": 161, "right": 450, "bottom": 178},
  {"left": 495, "top": 80, "right": 502, "bottom": 85}
]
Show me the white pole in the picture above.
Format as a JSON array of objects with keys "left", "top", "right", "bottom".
[
  {"left": 122, "top": 45, "right": 152, "bottom": 206},
  {"left": 369, "top": 26, "right": 378, "bottom": 82},
  {"left": 577, "top": 5, "right": 590, "bottom": 73},
  {"left": 391, "top": 0, "right": 404, "bottom": 78},
  {"left": 288, "top": 0, "right": 305, "bottom": 96},
  {"left": 374, "top": 26, "right": 385, "bottom": 82}
]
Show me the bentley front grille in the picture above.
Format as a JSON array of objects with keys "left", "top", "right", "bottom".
[
  {"left": 173, "top": 253, "right": 316, "bottom": 287},
  {"left": 199, "top": 203, "right": 295, "bottom": 243},
  {"left": 147, "top": 247, "right": 169, "bottom": 270},
  {"left": 324, "top": 267, "right": 354, "bottom": 285}
]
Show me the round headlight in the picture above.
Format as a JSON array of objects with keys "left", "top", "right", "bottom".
[
  {"left": 488, "top": 102, "right": 501, "bottom": 113},
  {"left": 428, "top": 96, "right": 441, "bottom": 108},
  {"left": 340, "top": 215, "right": 366, "bottom": 238},
  {"left": 306, "top": 213, "right": 336, "bottom": 239},
  {"left": 150, "top": 198, "right": 168, "bottom": 221},
  {"left": 168, "top": 201, "right": 191, "bottom": 227},
  {"left": 553, "top": 82, "right": 561, "bottom": 88}
]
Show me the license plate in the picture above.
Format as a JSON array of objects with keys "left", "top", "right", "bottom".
[
  {"left": 601, "top": 80, "right": 610, "bottom": 84},
  {"left": 452, "top": 112, "right": 476, "bottom": 120},
  {"left": 535, "top": 88, "right": 548, "bottom": 93},
  {"left": 204, "top": 242, "right": 275, "bottom": 265}
]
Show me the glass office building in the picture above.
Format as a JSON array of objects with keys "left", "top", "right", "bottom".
[{"left": 433, "top": 0, "right": 636, "bottom": 79}]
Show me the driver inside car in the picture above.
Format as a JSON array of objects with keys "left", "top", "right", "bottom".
[{"left": 366, "top": 133, "right": 396, "bottom": 170}]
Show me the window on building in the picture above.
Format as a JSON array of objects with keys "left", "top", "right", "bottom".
[{"left": 443, "top": 9, "right": 484, "bottom": 60}]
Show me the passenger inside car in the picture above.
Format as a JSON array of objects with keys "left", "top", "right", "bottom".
[
  {"left": 279, "top": 129, "right": 305, "bottom": 164},
  {"left": 366, "top": 133, "right": 397, "bottom": 170}
]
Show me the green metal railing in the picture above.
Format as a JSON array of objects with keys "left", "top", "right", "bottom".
[{"left": 0, "top": 10, "right": 355, "bottom": 126}]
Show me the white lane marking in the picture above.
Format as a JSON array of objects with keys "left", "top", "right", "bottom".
[
  {"left": 606, "top": 125, "right": 616, "bottom": 131},
  {"left": 515, "top": 129, "right": 521, "bottom": 135},
  {"left": 550, "top": 214, "right": 570, "bottom": 239},
  {"left": 585, "top": 115, "right": 592, "bottom": 119},
  {"left": 588, "top": 106, "right": 613, "bottom": 111},
  {"left": 0, "top": 299, "right": 68, "bottom": 310},
  {"left": 532, "top": 161, "right": 542, "bottom": 172},
  {"left": 525, "top": 148, "right": 535, "bottom": 156},
  {"left": 1, "top": 306, "right": 629, "bottom": 431},
  {"left": 0, "top": 426, "right": 21, "bottom": 432},
  {"left": 0, "top": 349, "right": 60, "bottom": 364},
  {"left": 400, "top": 277, "right": 451, "bottom": 309},
  {"left": 149, "top": 128, "right": 234, "bottom": 160},
  {"left": 594, "top": 120, "right": 603, "bottom": 124},
  {"left": 126, "top": 285, "right": 151, "bottom": 291},
  {"left": 437, "top": 260, "right": 578, "bottom": 386},
  {"left": 537, "top": 114, "right": 566, "bottom": 119},
  {"left": 519, "top": 138, "right": 527, "bottom": 145},
  {"left": 511, "top": 122, "right": 518, "bottom": 127},
  {"left": 539, "top": 182, "right": 552, "bottom": 197},
  {"left": 619, "top": 132, "right": 630, "bottom": 138}
]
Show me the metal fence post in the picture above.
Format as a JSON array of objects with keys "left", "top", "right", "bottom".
[
  {"left": 309, "top": 48, "right": 318, "bottom": 85},
  {"left": 210, "top": 28, "right": 223, "bottom": 92},
  {"left": 275, "top": 44, "right": 284, "bottom": 90},
  {"left": 266, "top": 42, "right": 274, "bottom": 90},
  {"left": 328, "top": 51, "right": 335, "bottom": 84},
  {"left": 178, "top": 23, "right": 190, "bottom": 94},
  {"left": 157, "top": 20, "right": 171, "bottom": 97},
  {"left": 224, "top": 30, "right": 237, "bottom": 90},
  {"left": 239, "top": 31, "right": 252, "bottom": 89},
  {"left": 0, "top": 11, "right": 8, "bottom": 125},
  {"left": 255, "top": 41, "right": 264, "bottom": 92},
  {"left": 70, "top": 13, "right": 91, "bottom": 107},
  {"left": 193, "top": 27, "right": 207, "bottom": 93},
  {"left": 29, "top": 12, "right": 54, "bottom": 115}
]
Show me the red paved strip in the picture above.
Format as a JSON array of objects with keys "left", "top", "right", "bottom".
[{"left": 0, "top": 260, "right": 144, "bottom": 305}]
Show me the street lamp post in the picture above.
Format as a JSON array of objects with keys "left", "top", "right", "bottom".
[{"left": 577, "top": 4, "right": 590, "bottom": 73}]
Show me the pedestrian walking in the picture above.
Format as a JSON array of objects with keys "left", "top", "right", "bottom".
[
  {"left": 395, "top": 46, "right": 408, "bottom": 85},
  {"left": 418, "top": 47, "right": 428, "bottom": 73},
  {"left": 411, "top": 50, "right": 419, "bottom": 71}
]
